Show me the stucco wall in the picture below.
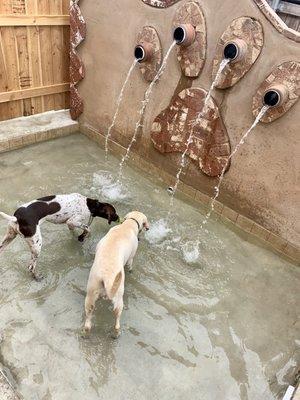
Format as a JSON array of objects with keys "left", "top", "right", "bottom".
[{"left": 78, "top": 0, "right": 300, "bottom": 248}]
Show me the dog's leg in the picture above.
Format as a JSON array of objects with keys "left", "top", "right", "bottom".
[
  {"left": 84, "top": 289, "right": 99, "bottom": 333},
  {"left": 113, "top": 299, "right": 124, "bottom": 338},
  {"left": 0, "top": 226, "right": 17, "bottom": 254},
  {"left": 77, "top": 229, "right": 90, "bottom": 243},
  {"left": 125, "top": 258, "right": 134, "bottom": 272},
  {"left": 112, "top": 292, "right": 124, "bottom": 338},
  {"left": 25, "top": 227, "right": 43, "bottom": 281},
  {"left": 67, "top": 218, "right": 90, "bottom": 242}
]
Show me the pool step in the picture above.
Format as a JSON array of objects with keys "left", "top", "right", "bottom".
[
  {"left": 0, "top": 110, "right": 79, "bottom": 154},
  {"left": 0, "top": 369, "right": 22, "bottom": 400}
]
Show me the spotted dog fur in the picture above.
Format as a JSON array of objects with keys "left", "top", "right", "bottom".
[{"left": 0, "top": 193, "right": 119, "bottom": 281}]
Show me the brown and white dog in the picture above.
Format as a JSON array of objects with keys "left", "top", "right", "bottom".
[
  {"left": 0, "top": 193, "right": 119, "bottom": 281},
  {"left": 84, "top": 211, "right": 149, "bottom": 337}
]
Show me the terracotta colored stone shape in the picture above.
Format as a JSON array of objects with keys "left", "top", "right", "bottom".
[
  {"left": 212, "top": 17, "right": 263, "bottom": 89},
  {"left": 70, "top": 0, "right": 86, "bottom": 120},
  {"left": 151, "top": 88, "right": 231, "bottom": 177},
  {"left": 70, "top": 86, "right": 84, "bottom": 120},
  {"left": 173, "top": 1, "right": 206, "bottom": 78},
  {"left": 136, "top": 26, "right": 162, "bottom": 82},
  {"left": 253, "top": 61, "right": 300, "bottom": 123},
  {"left": 142, "top": 0, "right": 180, "bottom": 8}
]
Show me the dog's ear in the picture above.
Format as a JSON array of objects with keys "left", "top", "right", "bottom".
[
  {"left": 86, "top": 198, "right": 98, "bottom": 217},
  {"left": 103, "top": 204, "right": 118, "bottom": 225}
]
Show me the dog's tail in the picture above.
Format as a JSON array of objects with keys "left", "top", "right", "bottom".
[
  {"left": 105, "top": 271, "right": 122, "bottom": 300},
  {"left": 0, "top": 212, "right": 17, "bottom": 223}
]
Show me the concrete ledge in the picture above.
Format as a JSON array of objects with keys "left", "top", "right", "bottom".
[
  {"left": 0, "top": 110, "right": 79, "bottom": 153},
  {"left": 81, "top": 122, "right": 300, "bottom": 265},
  {"left": 0, "top": 370, "right": 21, "bottom": 400},
  {"left": 294, "top": 385, "right": 300, "bottom": 400}
]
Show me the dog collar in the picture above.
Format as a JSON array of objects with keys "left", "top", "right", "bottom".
[
  {"left": 88, "top": 215, "right": 94, "bottom": 227},
  {"left": 126, "top": 217, "right": 141, "bottom": 232}
]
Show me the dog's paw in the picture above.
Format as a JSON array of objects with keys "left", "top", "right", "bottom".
[
  {"left": 33, "top": 273, "right": 44, "bottom": 282},
  {"left": 81, "top": 328, "right": 90, "bottom": 339},
  {"left": 111, "top": 329, "right": 121, "bottom": 340},
  {"left": 78, "top": 234, "right": 86, "bottom": 242}
]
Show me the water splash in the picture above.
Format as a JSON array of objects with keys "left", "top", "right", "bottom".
[
  {"left": 181, "top": 241, "right": 200, "bottom": 264},
  {"left": 117, "top": 41, "right": 176, "bottom": 182},
  {"left": 177, "top": 104, "right": 268, "bottom": 263},
  {"left": 92, "top": 171, "right": 128, "bottom": 201},
  {"left": 104, "top": 60, "right": 138, "bottom": 160},
  {"left": 145, "top": 218, "right": 172, "bottom": 244},
  {"left": 167, "top": 58, "right": 230, "bottom": 214},
  {"left": 201, "top": 104, "right": 270, "bottom": 227}
]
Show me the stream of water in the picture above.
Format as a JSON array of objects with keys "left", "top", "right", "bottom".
[
  {"left": 182, "top": 105, "right": 269, "bottom": 263},
  {"left": 117, "top": 41, "right": 177, "bottom": 182},
  {"left": 104, "top": 60, "right": 138, "bottom": 160},
  {"left": 167, "top": 58, "right": 230, "bottom": 215},
  {"left": 201, "top": 105, "right": 270, "bottom": 228}
]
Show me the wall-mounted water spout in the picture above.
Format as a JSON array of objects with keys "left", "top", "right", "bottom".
[
  {"left": 136, "top": 26, "right": 162, "bottom": 82},
  {"left": 173, "top": 1, "right": 206, "bottom": 77},
  {"left": 212, "top": 17, "right": 263, "bottom": 89},
  {"left": 134, "top": 42, "right": 154, "bottom": 63},
  {"left": 263, "top": 85, "right": 288, "bottom": 108},
  {"left": 253, "top": 61, "right": 300, "bottom": 123},
  {"left": 173, "top": 24, "right": 196, "bottom": 47},
  {"left": 223, "top": 39, "right": 248, "bottom": 63}
]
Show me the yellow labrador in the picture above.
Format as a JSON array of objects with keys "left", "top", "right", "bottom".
[{"left": 84, "top": 211, "right": 149, "bottom": 337}]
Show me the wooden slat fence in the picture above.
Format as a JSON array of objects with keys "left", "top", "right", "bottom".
[
  {"left": 267, "top": 0, "right": 300, "bottom": 31},
  {"left": 0, "top": 0, "right": 70, "bottom": 122}
]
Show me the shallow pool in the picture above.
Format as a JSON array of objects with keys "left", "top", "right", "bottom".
[{"left": 0, "top": 135, "right": 299, "bottom": 400}]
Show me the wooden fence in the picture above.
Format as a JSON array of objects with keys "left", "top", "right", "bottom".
[
  {"left": 0, "top": 0, "right": 70, "bottom": 122},
  {"left": 267, "top": 0, "right": 300, "bottom": 31}
]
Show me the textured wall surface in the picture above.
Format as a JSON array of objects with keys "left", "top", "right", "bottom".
[{"left": 78, "top": 0, "right": 300, "bottom": 249}]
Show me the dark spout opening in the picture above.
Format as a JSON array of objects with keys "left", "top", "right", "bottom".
[
  {"left": 263, "top": 90, "right": 280, "bottom": 107},
  {"left": 134, "top": 45, "right": 145, "bottom": 62},
  {"left": 173, "top": 26, "right": 185, "bottom": 44},
  {"left": 223, "top": 43, "right": 238, "bottom": 61}
]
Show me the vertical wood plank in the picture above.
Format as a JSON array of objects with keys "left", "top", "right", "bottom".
[
  {"left": 62, "top": 25, "right": 70, "bottom": 109},
  {"left": 15, "top": 26, "right": 33, "bottom": 115},
  {"left": 50, "top": 0, "right": 64, "bottom": 110},
  {"left": 0, "top": 28, "right": 10, "bottom": 120},
  {"left": 37, "top": 0, "right": 55, "bottom": 111},
  {"left": 26, "top": 0, "right": 43, "bottom": 114},
  {"left": 62, "top": 0, "right": 70, "bottom": 15},
  {"left": 1, "top": 27, "right": 23, "bottom": 118}
]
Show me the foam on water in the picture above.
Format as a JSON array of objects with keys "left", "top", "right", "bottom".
[
  {"left": 93, "top": 171, "right": 128, "bottom": 201},
  {"left": 181, "top": 241, "right": 200, "bottom": 264},
  {"left": 145, "top": 218, "right": 172, "bottom": 244}
]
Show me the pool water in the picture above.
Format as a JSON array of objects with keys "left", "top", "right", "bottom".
[{"left": 0, "top": 135, "right": 299, "bottom": 400}]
